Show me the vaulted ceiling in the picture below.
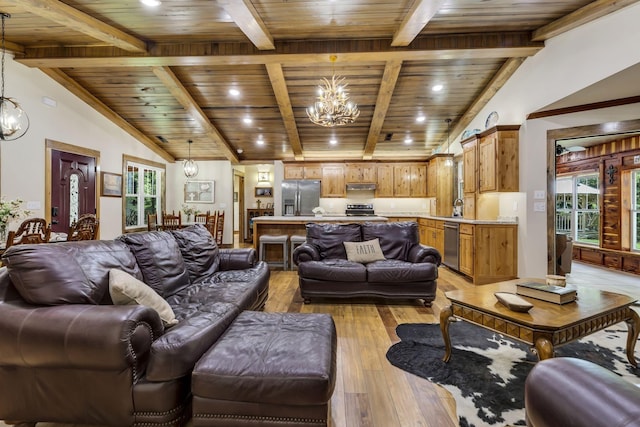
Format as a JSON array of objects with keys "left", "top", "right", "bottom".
[{"left": 2, "top": 0, "right": 635, "bottom": 164}]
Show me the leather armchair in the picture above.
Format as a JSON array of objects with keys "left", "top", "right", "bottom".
[{"left": 525, "top": 357, "right": 640, "bottom": 427}]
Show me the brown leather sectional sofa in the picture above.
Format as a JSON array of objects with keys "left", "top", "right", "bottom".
[
  {"left": 0, "top": 225, "right": 269, "bottom": 427},
  {"left": 293, "top": 221, "right": 441, "bottom": 306},
  {"left": 525, "top": 357, "right": 640, "bottom": 427}
]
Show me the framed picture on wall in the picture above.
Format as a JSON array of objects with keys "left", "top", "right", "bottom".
[
  {"left": 101, "top": 172, "right": 122, "bottom": 197},
  {"left": 184, "top": 180, "right": 215, "bottom": 203},
  {"left": 255, "top": 187, "right": 273, "bottom": 197}
]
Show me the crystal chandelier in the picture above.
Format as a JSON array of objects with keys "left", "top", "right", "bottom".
[
  {"left": 183, "top": 139, "right": 198, "bottom": 178},
  {"left": 0, "top": 13, "right": 29, "bottom": 141},
  {"left": 307, "top": 55, "right": 360, "bottom": 127}
]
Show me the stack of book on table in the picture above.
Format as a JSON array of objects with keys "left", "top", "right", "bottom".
[{"left": 515, "top": 282, "right": 577, "bottom": 304}]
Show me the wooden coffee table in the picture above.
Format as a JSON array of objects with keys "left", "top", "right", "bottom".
[{"left": 440, "top": 278, "right": 640, "bottom": 366}]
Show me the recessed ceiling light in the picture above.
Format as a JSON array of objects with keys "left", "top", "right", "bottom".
[
  {"left": 140, "top": 0, "right": 161, "bottom": 6},
  {"left": 329, "top": 138, "right": 337, "bottom": 145},
  {"left": 416, "top": 115, "right": 426, "bottom": 123},
  {"left": 243, "top": 117, "right": 252, "bottom": 124},
  {"left": 236, "top": 148, "right": 243, "bottom": 154},
  {"left": 432, "top": 84, "right": 443, "bottom": 92},
  {"left": 404, "top": 137, "right": 413, "bottom": 144},
  {"left": 229, "top": 88, "right": 240, "bottom": 97},
  {"left": 257, "top": 135, "right": 264, "bottom": 145}
]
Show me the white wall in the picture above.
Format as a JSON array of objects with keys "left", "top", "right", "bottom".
[
  {"left": 1, "top": 57, "right": 169, "bottom": 239},
  {"left": 450, "top": 3, "right": 640, "bottom": 278},
  {"left": 166, "top": 161, "right": 234, "bottom": 245}
]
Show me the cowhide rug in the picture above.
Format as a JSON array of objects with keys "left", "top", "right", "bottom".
[{"left": 386, "top": 321, "right": 640, "bottom": 427}]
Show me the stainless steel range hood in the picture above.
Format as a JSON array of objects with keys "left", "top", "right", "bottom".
[{"left": 346, "top": 183, "right": 376, "bottom": 191}]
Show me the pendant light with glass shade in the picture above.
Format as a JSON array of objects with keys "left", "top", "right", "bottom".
[
  {"left": 183, "top": 139, "right": 198, "bottom": 178},
  {"left": 0, "top": 13, "right": 29, "bottom": 141}
]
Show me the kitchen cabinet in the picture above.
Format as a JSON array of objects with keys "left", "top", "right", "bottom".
[
  {"left": 346, "top": 163, "right": 377, "bottom": 183},
  {"left": 462, "top": 138, "right": 477, "bottom": 194},
  {"left": 321, "top": 164, "right": 346, "bottom": 197},
  {"left": 425, "top": 155, "right": 454, "bottom": 217},
  {"left": 284, "top": 163, "right": 322, "bottom": 180},
  {"left": 455, "top": 222, "right": 518, "bottom": 285},
  {"left": 375, "top": 164, "right": 394, "bottom": 197},
  {"left": 478, "top": 126, "right": 520, "bottom": 193},
  {"left": 423, "top": 219, "right": 444, "bottom": 255},
  {"left": 393, "top": 163, "right": 427, "bottom": 197}
]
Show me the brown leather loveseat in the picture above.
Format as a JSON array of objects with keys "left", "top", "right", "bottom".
[
  {"left": 0, "top": 224, "right": 269, "bottom": 427},
  {"left": 293, "top": 221, "right": 441, "bottom": 306}
]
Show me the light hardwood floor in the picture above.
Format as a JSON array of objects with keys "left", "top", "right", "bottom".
[{"left": 2, "top": 260, "right": 638, "bottom": 427}]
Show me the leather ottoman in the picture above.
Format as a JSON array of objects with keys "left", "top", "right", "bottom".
[{"left": 192, "top": 311, "right": 337, "bottom": 427}]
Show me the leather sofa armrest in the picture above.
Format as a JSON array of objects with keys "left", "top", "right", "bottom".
[
  {"left": 525, "top": 357, "right": 640, "bottom": 427},
  {"left": 293, "top": 243, "right": 321, "bottom": 265},
  {"left": 407, "top": 244, "right": 442, "bottom": 265},
  {"left": 146, "top": 303, "right": 239, "bottom": 381},
  {"left": 218, "top": 248, "right": 256, "bottom": 270},
  {"left": 0, "top": 303, "right": 163, "bottom": 371}
]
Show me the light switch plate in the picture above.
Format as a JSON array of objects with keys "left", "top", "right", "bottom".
[
  {"left": 26, "top": 201, "right": 41, "bottom": 210},
  {"left": 533, "top": 202, "right": 546, "bottom": 212},
  {"left": 534, "top": 190, "right": 545, "bottom": 200}
]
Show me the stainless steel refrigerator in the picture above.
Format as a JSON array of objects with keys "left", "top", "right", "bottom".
[{"left": 282, "top": 180, "right": 321, "bottom": 216}]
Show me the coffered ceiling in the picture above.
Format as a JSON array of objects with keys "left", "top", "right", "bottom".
[{"left": 2, "top": 0, "right": 635, "bottom": 164}]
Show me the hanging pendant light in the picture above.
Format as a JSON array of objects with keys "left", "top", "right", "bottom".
[
  {"left": 183, "top": 139, "right": 198, "bottom": 178},
  {"left": 444, "top": 118, "right": 453, "bottom": 167},
  {"left": 0, "top": 13, "right": 29, "bottom": 141}
]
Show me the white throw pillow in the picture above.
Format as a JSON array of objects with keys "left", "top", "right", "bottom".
[
  {"left": 109, "top": 269, "right": 179, "bottom": 326},
  {"left": 343, "top": 238, "right": 386, "bottom": 264}
]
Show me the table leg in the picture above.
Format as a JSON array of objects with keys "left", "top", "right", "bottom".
[
  {"left": 534, "top": 336, "right": 554, "bottom": 360},
  {"left": 625, "top": 308, "right": 640, "bottom": 367},
  {"left": 439, "top": 305, "right": 453, "bottom": 362}
]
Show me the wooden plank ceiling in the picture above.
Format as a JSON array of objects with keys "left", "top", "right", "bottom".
[{"left": 1, "top": 0, "right": 635, "bottom": 164}]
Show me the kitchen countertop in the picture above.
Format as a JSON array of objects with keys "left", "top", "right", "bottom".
[{"left": 252, "top": 214, "right": 517, "bottom": 225}]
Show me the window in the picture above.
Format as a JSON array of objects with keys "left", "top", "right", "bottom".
[
  {"left": 632, "top": 169, "right": 640, "bottom": 251},
  {"left": 555, "top": 173, "right": 600, "bottom": 245},
  {"left": 124, "top": 157, "right": 165, "bottom": 230}
]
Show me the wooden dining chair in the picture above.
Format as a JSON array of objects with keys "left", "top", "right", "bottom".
[
  {"left": 67, "top": 214, "right": 99, "bottom": 241},
  {"left": 161, "top": 211, "right": 182, "bottom": 230},
  {"left": 194, "top": 211, "right": 210, "bottom": 224},
  {"left": 147, "top": 213, "right": 158, "bottom": 231},
  {"left": 5, "top": 218, "right": 52, "bottom": 248},
  {"left": 214, "top": 210, "right": 224, "bottom": 246},
  {"left": 205, "top": 212, "right": 218, "bottom": 239}
]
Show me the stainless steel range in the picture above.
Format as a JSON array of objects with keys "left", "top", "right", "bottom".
[{"left": 345, "top": 203, "right": 375, "bottom": 216}]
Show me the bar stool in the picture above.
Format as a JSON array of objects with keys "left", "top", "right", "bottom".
[
  {"left": 289, "top": 234, "right": 307, "bottom": 270},
  {"left": 259, "top": 234, "right": 289, "bottom": 270}
]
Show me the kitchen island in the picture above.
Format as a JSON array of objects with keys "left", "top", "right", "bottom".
[{"left": 252, "top": 215, "right": 388, "bottom": 267}]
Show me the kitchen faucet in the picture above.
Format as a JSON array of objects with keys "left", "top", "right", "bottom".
[{"left": 453, "top": 198, "right": 464, "bottom": 217}]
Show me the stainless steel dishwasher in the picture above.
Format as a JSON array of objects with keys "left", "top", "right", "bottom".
[{"left": 443, "top": 222, "right": 460, "bottom": 271}]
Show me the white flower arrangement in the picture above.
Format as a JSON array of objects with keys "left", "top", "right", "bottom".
[
  {"left": 312, "top": 206, "right": 326, "bottom": 215},
  {"left": 0, "top": 198, "right": 30, "bottom": 228},
  {"left": 182, "top": 204, "right": 199, "bottom": 216}
]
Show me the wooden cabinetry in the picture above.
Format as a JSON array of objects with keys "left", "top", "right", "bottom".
[
  {"left": 427, "top": 160, "right": 437, "bottom": 197},
  {"left": 246, "top": 208, "right": 274, "bottom": 241},
  {"left": 478, "top": 126, "right": 520, "bottom": 193},
  {"left": 375, "top": 164, "right": 394, "bottom": 197},
  {"left": 284, "top": 163, "right": 321, "bottom": 180},
  {"left": 321, "top": 164, "right": 346, "bottom": 197},
  {"left": 456, "top": 223, "right": 518, "bottom": 285},
  {"left": 346, "top": 163, "right": 376, "bottom": 183},
  {"left": 393, "top": 163, "right": 427, "bottom": 197},
  {"left": 433, "top": 156, "right": 453, "bottom": 217},
  {"left": 462, "top": 138, "right": 477, "bottom": 194},
  {"left": 423, "top": 218, "right": 444, "bottom": 255}
]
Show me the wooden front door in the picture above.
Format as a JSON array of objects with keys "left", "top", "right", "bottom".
[{"left": 50, "top": 149, "right": 97, "bottom": 233}]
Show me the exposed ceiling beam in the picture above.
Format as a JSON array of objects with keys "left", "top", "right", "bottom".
[
  {"left": 8, "top": 0, "right": 147, "bottom": 52},
  {"left": 17, "top": 32, "right": 544, "bottom": 68},
  {"left": 265, "top": 63, "right": 304, "bottom": 161},
  {"left": 391, "top": 0, "right": 446, "bottom": 47},
  {"left": 449, "top": 57, "right": 526, "bottom": 144},
  {"left": 2, "top": 40, "right": 25, "bottom": 55},
  {"left": 217, "top": 0, "right": 275, "bottom": 50},
  {"left": 151, "top": 66, "right": 240, "bottom": 165},
  {"left": 39, "top": 68, "right": 174, "bottom": 162},
  {"left": 363, "top": 60, "right": 403, "bottom": 160},
  {"left": 532, "top": 0, "right": 639, "bottom": 41}
]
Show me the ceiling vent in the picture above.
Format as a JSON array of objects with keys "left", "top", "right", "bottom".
[
  {"left": 384, "top": 133, "right": 393, "bottom": 141},
  {"left": 156, "top": 135, "right": 169, "bottom": 143}
]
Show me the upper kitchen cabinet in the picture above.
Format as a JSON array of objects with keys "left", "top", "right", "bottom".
[
  {"left": 461, "top": 137, "right": 477, "bottom": 194},
  {"left": 478, "top": 126, "right": 520, "bottom": 193},
  {"left": 376, "top": 164, "right": 394, "bottom": 197},
  {"left": 428, "top": 155, "right": 454, "bottom": 217},
  {"left": 346, "top": 163, "right": 377, "bottom": 183},
  {"left": 321, "top": 164, "right": 346, "bottom": 198},
  {"left": 284, "top": 163, "right": 322, "bottom": 180},
  {"left": 393, "top": 163, "right": 427, "bottom": 197}
]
